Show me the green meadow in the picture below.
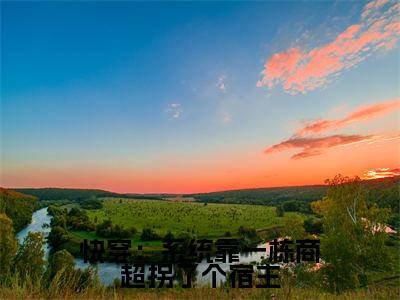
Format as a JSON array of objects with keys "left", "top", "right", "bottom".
[
  {"left": 63, "top": 198, "right": 292, "bottom": 256},
  {"left": 83, "top": 198, "right": 287, "bottom": 239}
]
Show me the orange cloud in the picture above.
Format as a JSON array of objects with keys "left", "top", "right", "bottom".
[
  {"left": 257, "top": 0, "right": 400, "bottom": 93},
  {"left": 297, "top": 98, "right": 400, "bottom": 136},
  {"left": 361, "top": 167, "right": 400, "bottom": 179},
  {"left": 265, "top": 134, "right": 374, "bottom": 160}
]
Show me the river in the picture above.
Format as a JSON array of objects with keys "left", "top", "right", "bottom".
[
  {"left": 17, "top": 207, "right": 52, "bottom": 259},
  {"left": 18, "top": 207, "right": 271, "bottom": 286}
]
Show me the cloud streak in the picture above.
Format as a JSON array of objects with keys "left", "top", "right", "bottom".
[
  {"left": 265, "top": 134, "right": 374, "bottom": 160},
  {"left": 165, "top": 103, "right": 183, "bottom": 119},
  {"left": 257, "top": 0, "right": 400, "bottom": 94},
  {"left": 217, "top": 75, "right": 227, "bottom": 92},
  {"left": 297, "top": 98, "right": 400, "bottom": 136},
  {"left": 361, "top": 167, "right": 400, "bottom": 179}
]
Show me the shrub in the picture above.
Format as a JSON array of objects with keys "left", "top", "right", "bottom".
[
  {"left": 304, "top": 217, "right": 323, "bottom": 234},
  {"left": 48, "top": 226, "right": 70, "bottom": 249},
  {"left": 141, "top": 228, "right": 160, "bottom": 241},
  {"left": 162, "top": 231, "right": 175, "bottom": 242},
  {"left": 238, "top": 226, "right": 258, "bottom": 240},
  {"left": 80, "top": 197, "right": 103, "bottom": 210},
  {"left": 95, "top": 219, "right": 135, "bottom": 238}
]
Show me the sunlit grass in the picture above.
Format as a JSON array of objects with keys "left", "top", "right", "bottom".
[{"left": 86, "top": 198, "right": 288, "bottom": 239}]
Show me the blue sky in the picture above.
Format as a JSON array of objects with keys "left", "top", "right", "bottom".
[{"left": 1, "top": 1, "right": 399, "bottom": 193}]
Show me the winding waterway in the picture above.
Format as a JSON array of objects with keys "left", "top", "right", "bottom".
[
  {"left": 18, "top": 207, "right": 270, "bottom": 286},
  {"left": 17, "top": 207, "right": 52, "bottom": 259}
]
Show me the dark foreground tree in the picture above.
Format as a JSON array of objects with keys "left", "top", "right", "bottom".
[
  {"left": 0, "top": 213, "right": 18, "bottom": 283},
  {"left": 48, "top": 226, "right": 70, "bottom": 250},
  {"left": 14, "top": 232, "right": 46, "bottom": 281},
  {"left": 46, "top": 249, "right": 75, "bottom": 280},
  {"left": 281, "top": 214, "right": 306, "bottom": 241},
  {"left": 312, "top": 175, "right": 391, "bottom": 293},
  {"left": 46, "top": 249, "right": 100, "bottom": 294}
]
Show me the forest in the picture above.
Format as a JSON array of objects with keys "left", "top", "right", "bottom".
[{"left": 0, "top": 188, "right": 37, "bottom": 231}]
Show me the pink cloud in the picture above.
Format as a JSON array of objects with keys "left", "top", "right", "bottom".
[
  {"left": 362, "top": 0, "right": 389, "bottom": 19},
  {"left": 265, "top": 134, "right": 373, "bottom": 160},
  {"left": 297, "top": 98, "right": 400, "bottom": 136},
  {"left": 257, "top": 0, "right": 400, "bottom": 94}
]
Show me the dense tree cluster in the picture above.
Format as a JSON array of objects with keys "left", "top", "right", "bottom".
[
  {"left": 0, "top": 213, "right": 18, "bottom": 282},
  {"left": 281, "top": 214, "right": 306, "bottom": 240},
  {"left": 312, "top": 175, "right": 392, "bottom": 292},
  {"left": 189, "top": 185, "right": 326, "bottom": 209},
  {"left": 14, "top": 187, "right": 163, "bottom": 202},
  {"left": 14, "top": 232, "right": 46, "bottom": 281},
  {"left": 237, "top": 225, "right": 260, "bottom": 247},
  {"left": 238, "top": 225, "right": 258, "bottom": 240},
  {"left": 47, "top": 206, "right": 95, "bottom": 251},
  {"left": 95, "top": 218, "right": 137, "bottom": 238},
  {"left": 48, "top": 226, "right": 70, "bottom": 249},
  {"left": 141, "top": 228, "right": 160, "bottom": 241},
  {"left": 80, "top": 197, "right": 103, "bottom": 210},
  {"left": 67, "top": 208, "right": 96, "bottom": 231},
  {"left": 0, "top": 217, "right": 98, "bottom": 293},
  {"left": 303, "top": 217, "right": 323, "bottom": 234},
  {"left": 0, "top": 188, "right": 37, "bottom": 231},
  {"left": 49, "top": 206, "right": 95, "bottom": 230},
  {"left": 14, "top": 188, "right": 124, "bottom": 202}
]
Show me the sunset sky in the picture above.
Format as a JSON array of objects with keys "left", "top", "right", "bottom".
[{"left": 1, "top": 0, "right": 399, "bottom": 193}]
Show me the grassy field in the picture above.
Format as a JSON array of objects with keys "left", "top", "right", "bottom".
[
  {"left": 64, "top": 198, "right": 291, "bottom": 257},
  {"left": 84, "top": 198, "right": 288, "bottom": 239}
]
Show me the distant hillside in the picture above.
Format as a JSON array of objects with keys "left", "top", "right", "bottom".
[
  {"left": 187, "top": 184, "right": 327, "bottom": 212},
  {"left": 14, "top": 188, "right": 163, "bottom": 202},
  {"left": 187, "top": 176, "right": 400, "bottom": 214},
  {"left": 14, "top": 188, "right": 127, "bottom": 202},
  {"left": 363, "top": 176, "right": 400, "bottom": 213},
  {"left": 123, "top": 193, "right": 167, "bottom": 200},
  {"left": 0, "top": 188, "right": 37, "bottom": 231}
]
